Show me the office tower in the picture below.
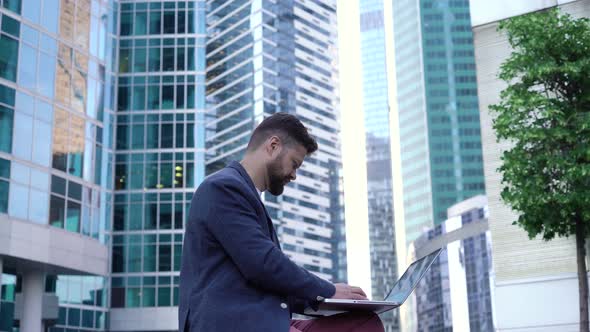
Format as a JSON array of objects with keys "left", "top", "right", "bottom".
[
  {"left": 109, "top": 0, "right": 206, "bottom": 329},
  {"left": 471, "top": 0, "right": 588, "bottom": 330},
  {"left": 205, "top": 0, "right": 344, "bottom": 282},
  {"left": 358, "top": 0, "right": 398, "bottom": 330},
  {"left": 0, "top": 0, "right": 115, "bottom": 328},
  {"left": 411, "top": 195, "right": 493, "bottom": 331},
  {"left": 390, "top": 0, "right": 485, "bottom": 272}
]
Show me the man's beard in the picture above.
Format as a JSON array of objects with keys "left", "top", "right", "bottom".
[{"left": 267, "top": 157, "right": 289, "bottom": 196}]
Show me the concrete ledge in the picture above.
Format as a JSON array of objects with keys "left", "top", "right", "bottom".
[
  {"left": 0, "top": 215, "right": 108, "bottom": 276},
  {"left": 109, "top": 307, "right": 178, "bottom": 331}
]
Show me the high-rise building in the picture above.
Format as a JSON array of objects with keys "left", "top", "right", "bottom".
[
  {"left": 108, "top": 0, "right": 206, "bottom": 329},
  {"left": 0, "top": 0, "right": 116, "bottom": 328},
  {"left": 389, "top": 0, "right": 486, "bottom": 280},
  {"left": 0, "top": 0, "right": 207, "bottom": 330},
  {"left": 205, "top": 0, "right": 345, "bottom": 282},
  {"left": 471, "top": 0, "right": 588, "bottom": 330},
  {"left": 358, "top": 0, "right": 398, "bottom": 331},
  {"left": 411, "top": 195, "right": 493, "bottom": 332}
]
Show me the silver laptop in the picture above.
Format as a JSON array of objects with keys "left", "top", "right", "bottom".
[{"left": 304, "top": 248, "right": 443, "bottom": 316}]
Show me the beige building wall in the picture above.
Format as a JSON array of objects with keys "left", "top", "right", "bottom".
[{"left": 472, "top": 0, "right": 590, "bottom": 330}]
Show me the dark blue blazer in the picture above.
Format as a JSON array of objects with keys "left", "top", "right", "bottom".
[{"left": 179, "top": 161, "right": 336, "bottom": 332}]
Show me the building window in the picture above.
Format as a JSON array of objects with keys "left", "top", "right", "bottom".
[
  {"left": 133, "top": 48, "right": 147, "bottom": 74},
  {"left": 148, "top": 48, "right": 160, "bottom": 72},
  {"left": 48, "top": 175, "right": 101, "bottom": 238},
  {"left": 127, "top": 244, "right": 142, "bottom": 272},
  {"left": 120, "top": 13, "right": 132, "bottom": 36},
  {"left": 66, "top": 200, "right": 81, "bottom": 233},
  {"left": 0, "top": 272, "right": 17, "bottom": 330},
  {"left": 126, "top": 288, "right": 141, "bottom": 307},
  {"left": 51, "top": 109, "right": 87, "bottom": 177},
  {"left": 149, "top": 11, "right": 161, "bottom": 34},
  {"left": 134, "top": 12, "right": 147, "bottom": 35},
  {"left": 49, "top": 195, "right": 65, "bottom": 228},
  {"left": 1, "top": 15, "right": 19, "bottom": 37},
  {"left": 1, "top": 0, "right": 21, "bottom": 14},
  {"left": 82, "top": 309, "right": 93, "bottom": 328},
  {"left": 157, "top": 286, "right": 170, "bottom": 306},
  {"left": 162, "top": 47, "right": 174, "bottom": 71},
  {"left": 111, "top": 286, "right": 124, "bottom": 308},
  {"left": 0, "top": 105, "right": 13, "bottom": 153},
  {"left": 112, "top": 244, "right": 124, "bottom": 273},
  {"left": 144, "top": 243, "right": 156, "bottom": 271},
  {"left": 0, "top": 34, "right": 18, "bottom": 82},
  {"left": 142, "top": 287, "right": 155, "bottom": 306},
  {"left": 0, "top": 158, "right": 8, "bottom": 213},
  {"left": 163, "top": 11, "right": 175, "bottom": 33},
  {"left": 67, "top": 307, "right": 81, "bottom": 326}
]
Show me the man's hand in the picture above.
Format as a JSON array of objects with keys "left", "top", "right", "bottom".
[{"left": 330, "top": 283, "right": 368, "bottom": 300}]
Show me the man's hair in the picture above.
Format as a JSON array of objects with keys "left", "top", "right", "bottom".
[{"left": 246, "top": 112, "right": 318, "bottom": 154}]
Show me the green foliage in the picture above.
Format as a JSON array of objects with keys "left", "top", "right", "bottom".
[{"left": 491, "top": 9, "right": 590, "bottom": 240}]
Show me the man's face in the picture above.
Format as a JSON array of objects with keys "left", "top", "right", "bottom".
[{"left": 266, "top": 143, "right": 307, "bottom": 196}]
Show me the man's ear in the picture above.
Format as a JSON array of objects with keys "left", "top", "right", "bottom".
[{"left": 267, "top": 136, "right": 281, "bottom": 157}]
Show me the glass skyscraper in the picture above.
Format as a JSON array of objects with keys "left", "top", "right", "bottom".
[
  {"left": 0, "top": 0, "right": 206, "bottom": 329},
  {"left": 358, "top": 0, "right": 398, "bottom": 331},
  {"left": 108, "top": 0, "right": 206, "bottom": 329},
  {"left": 206, "top": 0, "right": 345, "bottom": 282},
  {"left": 0, "top": 0, "right": 116, "bottom": 328},
  {"left": 391, "top": 0, "right": 485, "bottom": 251}
]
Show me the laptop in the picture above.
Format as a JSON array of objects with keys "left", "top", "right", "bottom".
[{"left": 304, "top": 248, "right": 443, "bottom": 316}]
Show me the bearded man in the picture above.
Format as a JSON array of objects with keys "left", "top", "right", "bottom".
[{"left": 179, "top": 112, "right": 384, "bottom": 332}]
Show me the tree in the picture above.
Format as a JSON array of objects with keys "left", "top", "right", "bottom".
[{"left": 491, "top": 8, "right": 590, "bottom": 332}]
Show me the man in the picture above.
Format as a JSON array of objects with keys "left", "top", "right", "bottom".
[{"left": 179, "top": 113, "right": 384, "bottom": 331}]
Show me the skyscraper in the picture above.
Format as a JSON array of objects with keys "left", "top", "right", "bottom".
[
  {"left": 0, "top": 0, "right": 207, "bottom": 330},
  {"left": 358, "top": 0, "right": 398, "bottom": 330},
  {"left": 0, "top": 0, "right": 116, "bottom": 328},
  {"left": 109, "top": 0, "right": 206, "bottom": 329},
  {"left": 412, "top": 195, "right": 493, "bottom": 332},
  {"left": 390, "top": 0, "right": 485, "bottom": 274},
  {"left": 205, "top": 0, "right": 345, "bottom": 282}
]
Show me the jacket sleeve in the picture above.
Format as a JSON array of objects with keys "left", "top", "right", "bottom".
[{"left": 204, "top": 179, "right": 336, "bottom": 302}]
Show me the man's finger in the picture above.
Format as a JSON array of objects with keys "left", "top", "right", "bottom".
[
  {"left": 351, "top": 293, "right": 368, "bottom": 300},
  {"left": 351, "top": 286, "right": 367, "bottom": 297}
]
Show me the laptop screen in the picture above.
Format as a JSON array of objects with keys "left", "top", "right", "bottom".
[{"left": 384, "top": 249, "right": 443, "bottom": 304}]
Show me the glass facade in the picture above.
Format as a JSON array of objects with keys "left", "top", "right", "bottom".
[
  {"left": 0, "top": 271, "right": 17, "bottom": 332},
  {"left": 420, "top": 0, "right": 484, "bottom": 223},
  {"left": 413, "top": 206, "right": 493, "bottom": 331},
  {"left": 111, "top": 0, "right": 206, "bottom": 311},
  {"left": 392, "top": 0, "right": 433, "bottom": 247},
  {"left": 359, "top": 0, "right": 398, "bottom": 331},
  {"left": 0, "top": 0, "right": 115, "bottom": 327},
  {"left": 392, "top": 0, "right": 485, "bottom": 246},
  {"left": 206, "top": 0, "right": 345, "bottom": 282},
  {"left": 51, "top": 275, "right": 109, "bottom": 330}
]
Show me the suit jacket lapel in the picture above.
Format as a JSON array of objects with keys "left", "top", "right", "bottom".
[
  {"left": 260, "top": 202, "right": 281, "bottom": 248},
  {"left": 228, "top": 161, "right": 280, "bottom": 247}
]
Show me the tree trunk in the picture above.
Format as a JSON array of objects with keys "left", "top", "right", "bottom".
[{"left": 577, "top": 217, "right": 589, "bottom": 332}]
